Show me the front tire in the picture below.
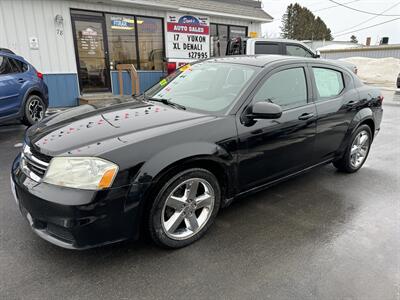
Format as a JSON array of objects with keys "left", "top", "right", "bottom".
[
  {"left": 333, "top": 124, "right": 372, "bottom": 173},
  {"left": 22, "top": 95, "right": 46, "bottom": 126},
  {"left": 148, "top": 168, "right": 221, "bottom": 248}
]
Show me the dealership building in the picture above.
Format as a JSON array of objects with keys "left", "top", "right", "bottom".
[{"left": 0, "top": 0, "right": 272, "bottom": 107}]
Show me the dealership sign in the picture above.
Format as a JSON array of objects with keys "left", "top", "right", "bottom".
[
  {"left": 166, "top": 13, "right": 210, "bottom": 60},
  {"left": 110, "top": 16, "right": 134, "bottom": 30}
]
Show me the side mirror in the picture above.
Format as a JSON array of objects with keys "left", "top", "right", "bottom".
[
  {"left": 247, "top": 101, "right": 282, "bottom": 120},
  {"left": 314, "top": 50, "right": 321, "bottom": 58}
]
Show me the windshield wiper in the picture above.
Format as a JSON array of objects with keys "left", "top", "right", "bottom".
[{"left": 147, "top": 97, "right": 186, "bottom": 110}]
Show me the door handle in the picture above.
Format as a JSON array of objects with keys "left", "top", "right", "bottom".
[
  {"left": 346, "top": 100, "right": 357, "bottom": 107},
  {"left": 298, "top": 113, "right": 314, "bottom": 120},
  {"left": 17, "top": 78, "right": 26, "bottom": 84}
]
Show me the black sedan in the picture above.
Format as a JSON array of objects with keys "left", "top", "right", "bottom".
[{"left": 11, "top": 56, "right": 383, "bottom": 249}]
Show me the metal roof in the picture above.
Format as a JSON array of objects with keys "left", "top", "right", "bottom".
[{"left": 108, "top": 0, "right": 273, "bottom": 22}]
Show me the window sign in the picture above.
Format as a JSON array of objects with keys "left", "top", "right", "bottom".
[
  {"left": 166, "top": 13, "right": 210, "bottom": 60},
  {"left": 110, "top": 16, "right": 135, "bottom": 30},
  {"left": 80, "top": 27, "right": 99, "bottom": 55}
]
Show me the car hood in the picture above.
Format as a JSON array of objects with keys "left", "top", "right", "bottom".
[{"left": 27, "top": 100, "right": 214, "bottom": 157}]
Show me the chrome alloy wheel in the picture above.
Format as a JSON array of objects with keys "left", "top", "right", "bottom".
[
  {"left": 161, "top": 178, "right": 215, "bottom": 240},
  {"left": 28, "top": 98, "right": 44, "bottom": 122},
  {"left": 350, "top": 130, "right": 370, "bottom": 168}
]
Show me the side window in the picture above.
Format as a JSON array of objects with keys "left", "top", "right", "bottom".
[
  {"left": 254, "top": 67, "right": 308, "bottom": 109},
  {"left": 255, "top": 43, "right": 280, "bottom": 55},
  {"left": 0, "top": 56, "right": 13, "bottom": 75},
  {"left": 312, "top": 67, "right": 344, "bottom": 98},
  {"left": 12, "top": 59, "right": 28, "bottom": 73},
  {"left": 286, "top": 45, "right": 313, "bottom": 57}
]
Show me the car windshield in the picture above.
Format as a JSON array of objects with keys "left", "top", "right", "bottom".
[{"left": 144, "top": 62, "right": 257, "bottom": 113}]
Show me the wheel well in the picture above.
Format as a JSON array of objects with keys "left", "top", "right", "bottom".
[
  {"left": 360, "top": 119, "right": 375, "bottom": 139},
  {"left": 19, "top": 90, "right": 46, "bottom": 118},
  {"left": 27, "top": 90, "right": 45, "bottom": 103},
  {"left": 146, "top": 158, "right": 228, "bottom": 201},
  {"left": 140, "top": 158, "right": 228, "bottom": 234}
]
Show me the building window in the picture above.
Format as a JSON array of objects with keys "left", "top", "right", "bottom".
[
  {"left": 105, "top": 14, "right": 137, "bottom": 70},
  {"left": 229, "top": 26, "right": 247, "bottom": 38},
  {"left": 210, "top": 24, "right": 218, "bottom": 57},
  {"left": 210, "top": 24, "right": 248, "bottom": 57},
  {"left": 137, "top": 17, "right": 164, "bottom": 71},
  {"left": 105, "top": 14, "right": 164, "bottom": 71}
]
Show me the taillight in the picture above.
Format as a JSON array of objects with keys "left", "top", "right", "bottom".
[
  {"left": 36, "top": 70, "right": 43, "bottom": 80},
  {"left": 167, "top": 62, "right": 176, "bottom": 75},
  {"left": 378, "top": 94, "right": 384, "bottom": 103}
]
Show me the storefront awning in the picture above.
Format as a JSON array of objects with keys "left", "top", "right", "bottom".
[{"left": 100, "top": 0, "right": 273, "bottom": 23}]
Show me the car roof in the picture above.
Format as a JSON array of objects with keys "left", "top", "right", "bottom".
[
  {"left": 0, "top": 50, "right": 26, "bottom": 62},
  {"left": 0, "top": 48, "right": 15, "bottom": 54},
  {"left": 205, "top": 55, "right": 318, "bottom": 67}
]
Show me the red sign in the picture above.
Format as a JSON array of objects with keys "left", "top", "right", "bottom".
[{"left": 167, "top": 23, "right": 209, "bottom": 35}]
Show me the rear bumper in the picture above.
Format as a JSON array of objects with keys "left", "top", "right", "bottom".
[{"left": 11, "top": 155, "right": 145, "bottom": 249}]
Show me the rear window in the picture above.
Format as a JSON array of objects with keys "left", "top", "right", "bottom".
[
  {"left": 12, "top": 59, "right": 28, "bottom": 72},
  {"left": 0, "top": 56, "right": 27, "bottom": 74},
  {"left": 254, "top": 43, "right": 280, "bottom": 55}
]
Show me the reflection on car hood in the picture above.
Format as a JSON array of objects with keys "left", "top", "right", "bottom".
[{"left": 27, "top": 100, "right": 213, "bottom": 156}]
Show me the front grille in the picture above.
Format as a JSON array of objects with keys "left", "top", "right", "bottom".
[{"left": 21, "top": 145, "right": 50, "bottom": 182}]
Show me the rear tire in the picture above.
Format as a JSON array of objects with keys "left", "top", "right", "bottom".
[
  {"left": 148, "top": 168, "right": 221, "bottom": 248},
  {"left": 333, "top": 124, "right": 372, "bottom": 173},
  {"left": 22, "top": 95, "right": 46, "bottom": 126}
]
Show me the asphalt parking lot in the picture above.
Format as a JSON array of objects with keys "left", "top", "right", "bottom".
[{"left": 0, "top": 90, "right": 399, "bottom": 300}]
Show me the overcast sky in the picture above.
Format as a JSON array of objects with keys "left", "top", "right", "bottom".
[{"left": 261, "top": 0, "right": 400, "bottom": 44}]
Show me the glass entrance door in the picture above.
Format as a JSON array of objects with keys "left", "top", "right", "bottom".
[{"left": 72, "top": 16, "right": 110, "bottom": 93}]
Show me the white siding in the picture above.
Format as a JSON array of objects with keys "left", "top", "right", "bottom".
[
  {"left": 0, "top": 0, "right": 263, "bottom": 73},
  {"left": 0, "top": 0, "right": 75, "bottom": 73},
  {"left": 209, "top": 16, "right": 261, "bottom": 34}
]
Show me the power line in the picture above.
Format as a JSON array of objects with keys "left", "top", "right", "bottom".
[
  {"left": 334, "top": 17, "right": 400, "bottom": 37},
  {"left": 313, "top": 0, "right": 361, "bottom": 12},
  {"left": 328, "top": 0, "right": 400, "bottom": 16},
  {"left": 333, "top": 1, "right": 400, "bottom": 35}
]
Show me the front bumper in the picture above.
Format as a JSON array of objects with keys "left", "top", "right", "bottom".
[{"left": 11, "top": 156, "right": 144, "bottom": 249}]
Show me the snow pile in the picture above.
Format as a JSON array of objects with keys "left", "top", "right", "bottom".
[{"left": 340, "top": 57, "right": 400, "bottom": 84}]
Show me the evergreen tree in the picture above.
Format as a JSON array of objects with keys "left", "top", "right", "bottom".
[{"left": 281, "top": 3, "right": 333, "bottom": 41}]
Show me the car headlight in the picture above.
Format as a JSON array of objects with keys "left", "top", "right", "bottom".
[{"left": 43, "top": 157, "right": 119, "bottom": 190}]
